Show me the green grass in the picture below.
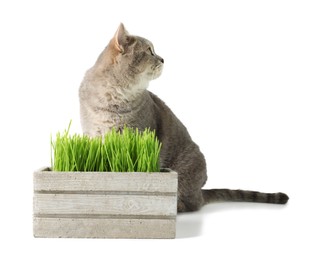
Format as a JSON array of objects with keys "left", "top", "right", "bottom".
[{"left": 51, "top": 123, "right": 162, "bottom": 172}]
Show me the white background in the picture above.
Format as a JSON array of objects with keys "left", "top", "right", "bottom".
[{"left": 1, "top": 0, "right": 315, "bottom": 259}]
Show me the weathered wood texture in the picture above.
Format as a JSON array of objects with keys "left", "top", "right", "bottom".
[
  {"left": 33, "top": 168, "right": 177, "bottom": 239},
  {"left": 33, "top": 218, "right": 175, "bottom": 239},
  {"left": 34, "top": 168, "right": 177, "bottom": 192}
]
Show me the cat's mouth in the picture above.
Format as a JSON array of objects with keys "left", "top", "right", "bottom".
[
  {"left": 155, "top": 63, "right": 163, "bottom": 70},
  {"left": 152, "top": 64, "right": 163, "bottom": 79},
  {"left": 154, "top": 60, "right": 164, "bottom": 70}
]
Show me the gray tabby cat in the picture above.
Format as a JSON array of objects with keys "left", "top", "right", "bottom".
[{"left": 79, "top": 24, "right": 289, "bottom": 212}]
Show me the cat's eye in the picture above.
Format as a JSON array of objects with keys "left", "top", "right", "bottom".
[{"left": 148, "top": 47, "right": 155, "bottom": 56}]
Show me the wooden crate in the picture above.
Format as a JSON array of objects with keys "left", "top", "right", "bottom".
[{"left": 33, "top": 168, "right": 177, "bottom": 239}]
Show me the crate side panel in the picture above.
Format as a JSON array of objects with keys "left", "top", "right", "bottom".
[
  {"left": 33, "top": 217, "right": 176, "bottom": 239},
  {"left": 34, "top": 171, "right": 177, "bottom": 193},
  {"left": 34, "top": 194, "right": 177, "bottom": 216}
]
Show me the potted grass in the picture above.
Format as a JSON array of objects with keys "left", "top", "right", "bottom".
[{"left": 33, "top": 124, "right": 177, "bottom": 239}]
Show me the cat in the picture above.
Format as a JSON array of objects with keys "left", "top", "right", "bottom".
[{"left": 79, "top": 23, "right": 289, "bottom": 212}]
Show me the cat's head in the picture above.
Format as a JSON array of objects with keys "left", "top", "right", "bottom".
[{"left": 95, "top": 23, "right": 164, "bottom": 86}]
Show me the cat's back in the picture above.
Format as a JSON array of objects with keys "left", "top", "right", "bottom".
[
  {"left": 148, "top": 91, "right": 192, "bottom": 144},
  {"left": 148, "top": 91, "right": 189, "bottom": 135}
]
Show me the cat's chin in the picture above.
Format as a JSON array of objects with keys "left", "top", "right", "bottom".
[{"left": 151, "top": 66, "right": 163, "bottom": 80}]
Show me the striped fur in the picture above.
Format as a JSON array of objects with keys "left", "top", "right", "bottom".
[
  {"left": 202, "top": 189, "right": 289, "bottom": 205},
  {"left": 79, "top": 24, "right": 289, "bottom": 213}
]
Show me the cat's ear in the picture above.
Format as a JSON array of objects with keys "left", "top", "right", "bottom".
[{"left": 113, "top": 23, "right": 129, "bottom": 53}]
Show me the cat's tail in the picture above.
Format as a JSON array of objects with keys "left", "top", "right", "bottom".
[{"left": 202, "top": 189, "right": 289, "bottom": 205}]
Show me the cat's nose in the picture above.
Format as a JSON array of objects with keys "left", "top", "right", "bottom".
[{"left": 156, "top": 55, "right": 164, "bottom": 64}]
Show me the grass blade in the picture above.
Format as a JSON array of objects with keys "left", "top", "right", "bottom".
[{"left": 51, "top": 124, "right": 161, "bottom": 172}]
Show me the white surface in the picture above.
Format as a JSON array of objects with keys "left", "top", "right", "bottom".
[{"left": 0, "top": 0, "right": 315, "bottom": 259}]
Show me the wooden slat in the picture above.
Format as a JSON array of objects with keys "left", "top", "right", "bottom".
[
  {"left": 34, "top": 193, "right": 177, "bottom": 216},
  {"left": 33, "top": 217, "right": 176, "bottom": 239},
  {"left": 34, "top": 169, "right": 178, "bottom": 193}
]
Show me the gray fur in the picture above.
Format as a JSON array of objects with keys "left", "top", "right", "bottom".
[{"left": 79, "top": 24, "right": 289, "bottom": 212}]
